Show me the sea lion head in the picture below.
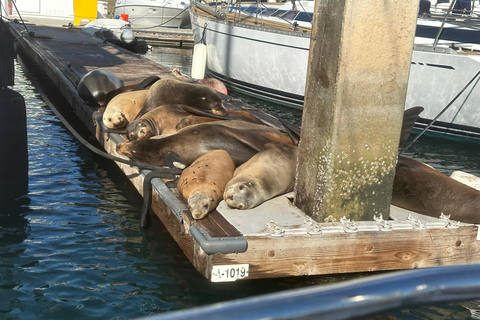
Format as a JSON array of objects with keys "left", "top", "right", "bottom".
[
  {"left": 199, "top": 86, "right": 227, "bottom": 116},
  {"left": 223, "top": 179, "right": 263, "bottom": 210},
  {"left": 210, "top": 99, "right": 228, "bottom": 116},
  {"left": 125, "top": 120, "right": 154, "bottom": 141},
  {"left": 188, "top": 190, "right": 216, "bottom": 219},
  {"left": 103, "top": 110, "right": 127, "bottom": 129}
]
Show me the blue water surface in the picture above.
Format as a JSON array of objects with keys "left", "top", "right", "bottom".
[{"left": 1, "top": 48, "right": 479, "bottom": 320}]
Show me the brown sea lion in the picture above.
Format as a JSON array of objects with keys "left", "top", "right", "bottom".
[
  {"left": 116, "top": 120, "right": 294, "bottom": 167},
  {"left": 392, "top": 156, "right": 480, "bottom": 223},
  {"left": 224, "top": 142, "right": 298, "bottom": 210},
  {"left": 137, "top": 78, "right": 227, "bottom": 119},
  {"left": 125, "top": 104, "right": 265, "bottom": 141},
  {"left": 77, "top": 68, "right": 124, "bottom": 109},
  {"left": 103, "top": 89, "right": 148, "bottom": 129},
  {"left": 177, "top": 150, "right": 235, "bottom": 219},
  {"left": 103, "top": 75, "right": 160, "bottom": 107},
  {"left": 125, "top": 104, "right": 223, "bottom": 141}
]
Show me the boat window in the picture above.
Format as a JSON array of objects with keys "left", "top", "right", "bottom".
[
  {"left": 261, "top": 8, "right": 277, "bottom": 16},
  {"left": 272, "top": 9, "right": 287, "bottom": 17},
  {"left": 244, "top": 6, "right": 259, "bottom": 14},
  {"left": 282, "top": 10, "right": 298, "bottom": 20},
  {"left": 295, "top": 11, "right": 312, "bottom": 22}
]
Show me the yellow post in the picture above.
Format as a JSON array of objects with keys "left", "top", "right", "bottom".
[{"left": 73, "top": 0, "right": 98, "bottom": 26}]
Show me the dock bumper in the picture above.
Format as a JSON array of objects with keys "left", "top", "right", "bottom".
[{"left": 190, "top": 225, "right": 248, "bottom": 254}]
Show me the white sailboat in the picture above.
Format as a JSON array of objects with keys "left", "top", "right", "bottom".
[
  {"left": 189, "top": 0, "right": 480, "bottom": 140},
  {"left": 114, "top": 0, "right": 191, "bottom": 28}
]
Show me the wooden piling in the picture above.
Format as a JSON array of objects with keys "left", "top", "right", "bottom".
[{"left": 294, "top": 0, "right": 420, "bottom": 222}]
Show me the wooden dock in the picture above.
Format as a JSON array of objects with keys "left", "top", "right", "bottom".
[
  {"left": 5, "top": 18, "right": 480, "bottom": 282},
  {"left": 133, "top": 27, "right": 193, "bottom": 48}
]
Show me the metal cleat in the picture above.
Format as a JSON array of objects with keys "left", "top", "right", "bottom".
[
  {"left": 341, "top": 216, "right": 358, "bottom": 233},
  {"left": 412, "top": 217, "right": 426, "bottom": 230},
  {"left": 307, "top": 224, "right": 322, "bottom": 235},
  {"left": 374, "top": 215, "right": 393, "bottom": 231},
  {"left": 271, "top": 226, "right": 285, "bottom": 237},
  {"left": 439, "top": 212, "right": 452, "bottom": 221},
  {"left": 266, "top": 220, "right": 284, "bottom": 237}
]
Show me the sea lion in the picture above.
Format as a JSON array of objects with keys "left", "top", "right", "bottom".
[
  {"left": 125, "top": 104, "right": 265, "bottom": 141},
  {"left": 199, "top": 78, "right": 228, "bottom": 95},
  {"left": 77, "top": 68, "right": 124, "bottom": 109},
  {"left": 116, "top": 120, "right": 294, "bottom": 167},
  {"left": 137, "top": 78, "right": 227, "bottom": 118},
  {"left": 224, "top": 142, "right": 298, "bottom": 209},
  {"left": 103, "top": 89, "right": 148, "bottom": 129},
  {"left": 392, "top": 156, "right": 480, "bottom": 223},
  {"left": 125, "top": 104, "right": 223, "bottom": 140},
  {"left": 177, "top": 150, "right": 235, "bottom": 219},
  {"left": 103, "top": 75, "right": 160, "bottom": 107}
]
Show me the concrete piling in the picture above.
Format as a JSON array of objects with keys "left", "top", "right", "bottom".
[{"left": 294, "top": 0, "right": 420, "bottom": 222}]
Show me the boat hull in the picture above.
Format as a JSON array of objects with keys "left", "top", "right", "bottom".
[
  {"left": 115, "top": 0, "right": 190, "bottom": 28},
  {"left": 190, "top": 9, "right": 480, "bottom": 139}
]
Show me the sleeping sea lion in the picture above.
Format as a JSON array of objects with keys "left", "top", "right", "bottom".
[
  {"left": 392, "top": 156, "right": 480, "bottom": 223},
  {"left": 116, "top": 120, "right": 294, "bottom": 167},
  {"left": 125, "top": 104, "right": 223, "bottom": 140},
  {"left": 77, "top": 68, "right": 124, "bottom": 109},
  {"left": 103, "top": 75, "right": 160, "bottom": 107},
  {"left": 125, "top": 104, "right": 265, "bottom": 141},
  {"left": 177, "top": 150, "right": 235, "bottom": 219},
  {"left": 137, "top": 78, "right": 227, "bottom": 118},
  {"left": 103, "top": 89, "right": 148, "bottom": 129},
  {"left": 224, "top": 142, "right": 298, "bottom": 209}
]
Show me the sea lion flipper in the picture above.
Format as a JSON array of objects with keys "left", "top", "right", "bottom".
[
  {"left": 179, "top": 105, "right": 235, "bottom": 121},
  {"left": 273, "top": 113, "right": 301, "bottom": 146},
  {"left": 165, "top": 152, "right": 187, "bottom": 171},
  {"left": 135, "top": 75, "right": 161, "bottom": 90},
  {"left": 222, "top": 128, "right": 270, "bottom": 152},
  {"left": 399, "top": 106, "right": 424, "bottom": 147}
]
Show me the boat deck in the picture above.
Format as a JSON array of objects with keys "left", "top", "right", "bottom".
[{"left": 5, "top": 18, "right": 480, "bottom": 282}]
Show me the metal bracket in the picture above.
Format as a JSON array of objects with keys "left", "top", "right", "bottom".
[
  {"left": 190, "top": 226, "right": 248, "bottom": 255},
  {"left": 142, "top": 171, "right": 187, "bottom": 223}
]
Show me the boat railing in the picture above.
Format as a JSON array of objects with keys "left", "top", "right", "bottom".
[
  {"left": 140, "top": 264, "right": 480, "bottom": 320},
  {"left": 195, "top": 0, "right": 312, "bottom": 30},
  {"left": 419, "top": 0, "right": 480, "bottom": 48}
]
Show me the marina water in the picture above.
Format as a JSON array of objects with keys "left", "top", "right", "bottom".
[{"left": 1, "top": 47, "right": 480, "bottom": 320}]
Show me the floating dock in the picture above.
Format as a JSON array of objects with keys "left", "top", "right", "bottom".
[
  {"left": 4, "top": 18, "right": 480, "bottom": 282},
  {"left": 133, "top": 27, "right": 193, "bottom": 48}
]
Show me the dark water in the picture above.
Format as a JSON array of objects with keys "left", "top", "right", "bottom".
[{"left": 1, "top": 47, "right": 479, "bottom": 320}]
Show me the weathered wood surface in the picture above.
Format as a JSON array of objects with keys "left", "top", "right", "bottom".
[
  {"left": 7, "top": 20, "right": 480, "bottom": 282},
  {"left": 295, "top": 0, "right": 420, "bottom": 222},
  {"left": 208, "top": 226, "right": 480, "bottom": 280}
]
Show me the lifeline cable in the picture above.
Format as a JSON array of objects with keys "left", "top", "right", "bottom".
[
  {"left": 400, "top": 69, "right": 480, "bottom": 154},
  {"left": 128, "top": 6, "right": 190, "bottom": 30}
]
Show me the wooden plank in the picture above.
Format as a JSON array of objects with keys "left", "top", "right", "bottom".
[{"left": 208, "top": 226, "right": 480, "bottom": 280}]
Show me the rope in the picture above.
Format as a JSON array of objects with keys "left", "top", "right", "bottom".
[
  {"left": 9, "top": 1, "right": 32, "bottom": 36},
  {"left": 29, "top": 78, "right": 174, "bottom": 172}
]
